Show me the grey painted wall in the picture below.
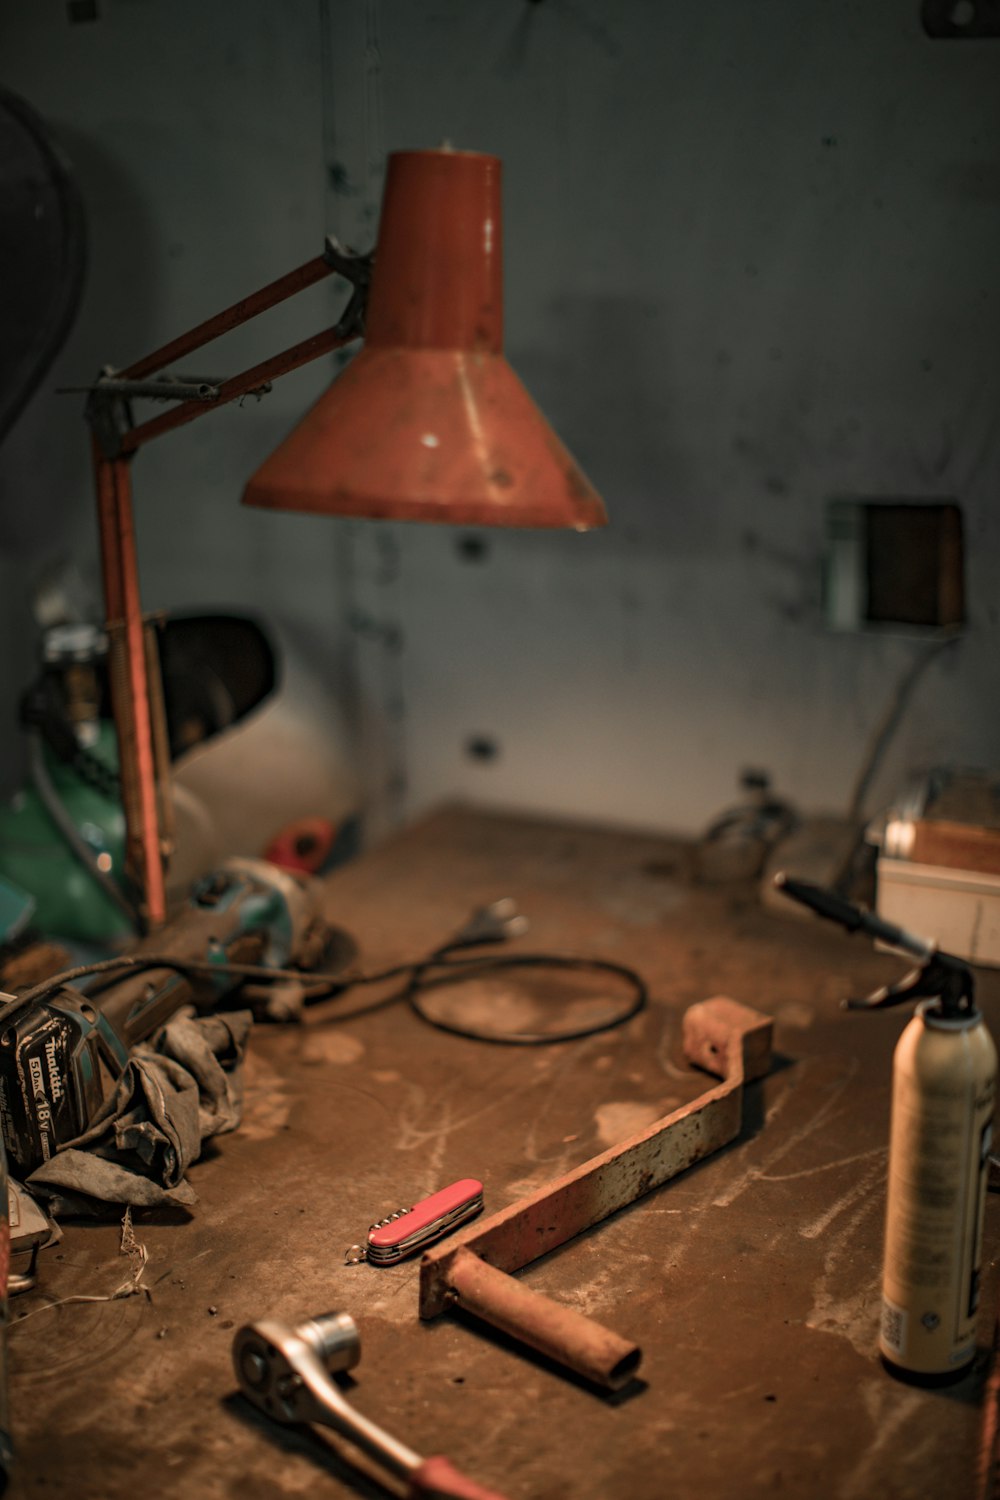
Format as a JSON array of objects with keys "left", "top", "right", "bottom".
[{"left": 2, "top": 0, "right": 999, "bottom": 853}]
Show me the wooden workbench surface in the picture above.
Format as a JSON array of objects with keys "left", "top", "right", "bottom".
[{"left": 9, "top": 805, "right": 999, "bottom": 1499}]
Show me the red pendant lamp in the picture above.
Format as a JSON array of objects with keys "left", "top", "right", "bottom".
[{"left": 242, "top": 148, "right": 607, "bottom": 530}]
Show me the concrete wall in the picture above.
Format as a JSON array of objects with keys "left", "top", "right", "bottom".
[
  {"left": 2, "top": 0, "right": 999, "bottom": 852},
  {"left": 0, "top": 0, "right": 361, "bottom": 853}
]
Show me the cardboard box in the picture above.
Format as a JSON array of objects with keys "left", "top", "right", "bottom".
[{"left": 876, "top": 856, "right": 1000, "bottom": 968}]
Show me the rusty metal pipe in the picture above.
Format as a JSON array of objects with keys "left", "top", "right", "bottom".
[{"left": 439, "top": 1246, "right": 641, "bottom": 1391}]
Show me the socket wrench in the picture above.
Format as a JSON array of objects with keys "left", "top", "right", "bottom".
[{"left": 233, "top": 1310, "right": 509, "bottom": 1500}]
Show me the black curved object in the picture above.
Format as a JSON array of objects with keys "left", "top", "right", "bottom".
[
  {"left": 159, "top": 613, "right": 279, "bottom": 761},
  {"left": 0, "top": 89, "right": 87, "bottom": 441},
  {"left": 20, "top": 612, "right": 279, "bottom": 773}
]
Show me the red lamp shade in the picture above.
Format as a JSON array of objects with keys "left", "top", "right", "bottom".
[{"left": 242, "top": 149, "right": 607, "bottom": 529}]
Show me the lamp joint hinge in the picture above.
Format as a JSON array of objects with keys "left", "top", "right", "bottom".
[
  {"left": 323, "top": 236, "right": 374, "bottom": 340},
  {"left": 85, "top": 367, "right": 133, "bottom": 460}
]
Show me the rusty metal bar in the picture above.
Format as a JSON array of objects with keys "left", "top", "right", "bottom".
[
  {"left": 94, "top": 450, "right": 166, "bottom": 927},
  {"left": 420, "top": 996, "right": 773, "bottom": 1387},
  {"left": 93, "top": 438, "right": 125, "bottom": 620},
  {"left": 144, "top": 618, "right": 175, "bottom": 863},
  {"left": 120, "top": 254, "right": 335, "bottom": 381},
  {"left": 117, "top": 324, "right": 357, "bottom": 454}
]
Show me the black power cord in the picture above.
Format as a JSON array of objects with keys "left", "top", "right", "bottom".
[
  {"left": 402, "top": 951, "right": 646, "bottom": 1044},
  {"left": 1, "top": 900, "right": 647, "bottom": 1045}
]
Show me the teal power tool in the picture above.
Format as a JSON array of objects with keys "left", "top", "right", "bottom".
[
  {"left": 0, "top": 857, "right": 343, "bottom": 1177},
  {"left": 0, "top": 612, "right": 279, "bottom": 946},
  {"left": 0, "top": 622, "right": 132, "bottom": 945}
]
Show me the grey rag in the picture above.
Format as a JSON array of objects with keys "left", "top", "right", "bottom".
[{"left": 26, "top": 1010, "right": 253, "bottom": 1215}]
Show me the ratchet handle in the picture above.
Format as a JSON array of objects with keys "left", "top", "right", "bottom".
[{"left": 409, "top": 1455, "right": 511, "bottom": 1500}]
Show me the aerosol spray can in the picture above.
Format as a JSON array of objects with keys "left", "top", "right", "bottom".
[
  {"left": 773, "top": 874, "right": 997, "bottom": 1382},
  {"left": 880, "top": 998, "right": 996, "bottom": 1379}
]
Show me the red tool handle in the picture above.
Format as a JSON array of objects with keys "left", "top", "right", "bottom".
[{"left": 409, "top": 1455, "right": 511, "bottom": 1500}]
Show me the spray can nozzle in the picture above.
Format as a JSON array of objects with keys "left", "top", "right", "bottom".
[{"left": 773, "top": 873, "right": 975, "bottom": 1020}]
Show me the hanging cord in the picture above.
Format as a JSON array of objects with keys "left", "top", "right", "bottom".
[
  {"left": 845, "top": 633, "right": 961, "bottom": 826},
  {"left": 1, "top": 900, "right": 646, "bottom": 1045}
]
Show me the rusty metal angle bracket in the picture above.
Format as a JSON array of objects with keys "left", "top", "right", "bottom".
[{"left": 419, "top": 995, "right": 773, "bottom": 1389}]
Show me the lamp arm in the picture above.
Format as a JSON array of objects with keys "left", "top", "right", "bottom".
[
  {"left": 119, "top": 319, "right": 359, "bottom": 455},
  {"left": 90, "top": 237, "right": 372, "bottom": 460},
  {"left": 119, "top": 235, "right": 369, "bottom": 381},
  {"left": 86, "top": 237, "right": 371, "bottom": 929}
]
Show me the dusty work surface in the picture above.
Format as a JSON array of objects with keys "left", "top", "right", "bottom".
[{"left": 9, "top": 805, "right": 1000, "bottom": 1499}]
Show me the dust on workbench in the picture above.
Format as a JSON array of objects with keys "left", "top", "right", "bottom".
[{"left": 9, "top": 805, "right": 999, "bottom": 1500}]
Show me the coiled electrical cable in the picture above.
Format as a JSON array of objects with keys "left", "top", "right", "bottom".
[{"left": 2, "top": 901, "right": 646, "bottom": 1045}]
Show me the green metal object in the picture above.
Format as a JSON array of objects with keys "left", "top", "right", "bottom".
[{"left": 0, "top": 723, "right": 132, "bottom": 943}]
